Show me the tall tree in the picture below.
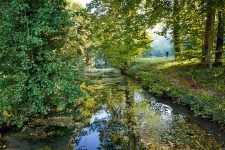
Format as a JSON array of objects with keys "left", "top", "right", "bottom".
[
  {"left": 172, "top": 0, "right": 181, "bottom": 59},
  {"left": 201, "top": 0, "right": 216, "bottom": 67},
  {"left": 87, "top": 0, "right": 151, "bottom": 67},
  {"left": 214, "top": 11, "right": 224, "bottom": 67},
  {"left": 159, "top": 0, "right": 203, "bottom": 60}
]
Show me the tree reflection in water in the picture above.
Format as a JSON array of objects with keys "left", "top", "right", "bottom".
[
  {"left": 74, "top": 79, "right": 147, "bottom": 150},
  {"left": 73, "top": 77, "right": 224, "bottom": 150},
  {"left": 1, "top": 76, "right": 223, "bottom": 150}
]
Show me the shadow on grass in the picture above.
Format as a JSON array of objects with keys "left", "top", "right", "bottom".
[{"left": 130, "top": 58, "right": 225, "bottom": 94}]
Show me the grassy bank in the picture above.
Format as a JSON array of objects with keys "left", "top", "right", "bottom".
[{"left": 127, "top": 58, "right": 225, "bottom": 124}]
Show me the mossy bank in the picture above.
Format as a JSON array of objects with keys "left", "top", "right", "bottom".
[{"left": 125, "top": 58, "right": 225, "bottom": 125}]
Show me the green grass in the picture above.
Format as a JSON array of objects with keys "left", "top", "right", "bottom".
[{"left": 127, "top": 57, "right": 225, "bottom": 124}]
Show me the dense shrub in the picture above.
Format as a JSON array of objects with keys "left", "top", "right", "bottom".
[{"left": 0, "top": 0, "right": 83, "bottom": 127}]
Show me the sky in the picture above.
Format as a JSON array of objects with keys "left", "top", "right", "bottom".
[{"left": 72, "top": 0, "right": 92, "bottom": 6}]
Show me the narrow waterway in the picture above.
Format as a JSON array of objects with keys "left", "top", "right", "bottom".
[{"left": 1, "top": 69, "right": 225, "bottom": 150}]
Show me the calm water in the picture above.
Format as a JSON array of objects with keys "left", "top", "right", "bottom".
[{"left": 1, "top": 70, "right": 225, "bottom": 150}]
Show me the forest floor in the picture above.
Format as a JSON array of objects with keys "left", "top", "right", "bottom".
[{"left": 127, "top": 57, "right": 225, "bottom": 125}]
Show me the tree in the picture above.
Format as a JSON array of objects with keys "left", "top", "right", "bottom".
[
  {"left": 214, "top": 10, "right": 224, "bottom": 67},
  {"left": 201, "top": 0, "right": 216, "bottom": 67},
  {"left": 0, "top": 0, "right": 83, "bottom": 127},
  {"left": 159, "top": 0, "right": 205, "bottom": 60},
  {"left": 87, "top": 0, "right": 151, "bottom": 67},
  {"left": 172, "top": 0, "right": 181, "bottom": 59}
]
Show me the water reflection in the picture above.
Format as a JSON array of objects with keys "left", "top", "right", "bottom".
[
  {"left": 1, "top": 73, "right": 224, "bottom": 150},
  {"left": 74, "top": 80, "right": 146, "bottom": 150},
  {"left": 74, "top": 77, "right": 224, "bottom": 149}
]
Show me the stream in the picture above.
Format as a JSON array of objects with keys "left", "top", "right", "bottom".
[{"left": 1, "top": 68, "right": 225, "bottom": 150}]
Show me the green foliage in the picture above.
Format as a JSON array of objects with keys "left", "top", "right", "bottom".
[
  {"left": 0, "top": 0, "right": 224, "bottom": 129},
  {"left": 0, "top": 0, "right": 84, "bottom": 127},
  {"left": 158, "top": 0, "right": 206, "bottom": 60},
  {"left": 127, "top": 58, "right": 225, "bottom": 124},
  {"left": 87, "top": 0, "right": 152, "bottom": 66}
]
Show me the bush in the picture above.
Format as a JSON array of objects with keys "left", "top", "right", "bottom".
[{"left": 0, "top": 0, "right": 83, "bottom": 127}]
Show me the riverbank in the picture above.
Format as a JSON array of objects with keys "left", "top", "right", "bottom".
[
  {"left": 126, "top": 58, "right": 225, "bottom": 125},
  {"left": 1, "top": 66, "right": 225, "bottom": 149}
]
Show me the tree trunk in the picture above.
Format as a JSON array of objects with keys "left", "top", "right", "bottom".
[
  {"left": 85, "top": 48, "right": 91, "bottom": 67},
  {"left": 214, "top": 11, "right": 224, "bottom": 67},
  {"left": 173, "top": 0, "right": 181, "bottom": 60},
  {"left": 201, "top": 3, "right": 215, "bottom": 67},
  {"left": 173, "top": 24, "right": 180, "bottom": 59}
]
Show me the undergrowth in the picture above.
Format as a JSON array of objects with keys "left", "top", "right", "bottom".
[{"left": 127, "top": 57, "right": 225, "bottom": 124}]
